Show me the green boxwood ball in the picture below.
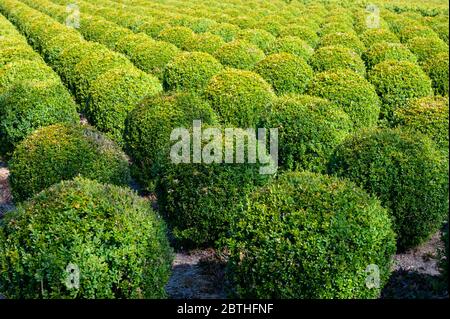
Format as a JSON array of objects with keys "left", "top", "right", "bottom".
[
  {"left": 406, "top": 36, "right": 449, "bottom": 62},
  {"left": 225, "top": 170, "right": 396, "bottom": 298},
  {"left": 329, "top": 128, "right": 448, "bottom": 250},
  {"left": 400, "top": 25, "right": 439, "bottom": 43},
  {"left": 254, "top": 53, "right": 313, "bottom": 95},
  {"left": 235, "top": 28, "right": 276, "bottom": 51},
  {"left": 307, "top": 69, "right": 381, "bottom": 129},
  {"left": 183, "top": 33, "right": 225, "bottom": 54},
  {"left": 0, "top": 80, "right": 79, "bottom": 155},
  {"left": 319, "top": 32, "right": 366, "bottom": 55},
  {"left": 363, "top": 42, "right": 417, "bottom": 70},
  {"left": 422, "top": 51, "right": 449, "bottom": 96},
  {"left": 319, "top": 22, "right": 355, "bottom": 37},
  {"left": 260, "top": 94, "right": 352, "bottom": 172},
  {"left": 163, "top": 52, "right": 223, "bottom": 92},
  {"left": 0, "top": 177, "right": 173, "bottom": 299},
  {"left": 9, "top": 124, "right": 131, "bottom": 202},
  {"left": 279, "top": 25, "right": 319, "bottom": 47},
  {"left": 205, "top": 69, "right": 275, "bottom": 127},
  {"left": 360, "top": 29, "right": 400, "bottom": 48},
  {"left": 206, "top": 22, "right": 240, "bottom": 42},
  {"left": 0, "top": 45, "right": 42, "bottom": 67},
  {"left": 393, "top": 96, "right": 449, "bottom": 154},
  {"left": 310, "top": 45, "right": 366, "bottom": 76},
  {"left": 265, "top": 36, "right": 314, "bottom": 60},
  {"left": 124, "top": 92, "right": 218, "bottom": 191},
  {"left": 157, "top": 26, "right": 195, "bottom": 50},
  {"left": 368, "top": 59, "right": 433, "bottom": 119},
  {"left": 114, "top": 33, "right": 153, "bottom": 56},
  {"left": 213, "top": 40, "right": 265, "bottom": 70},
  {"left": 87, "top": 67, "right": 162, "bottom": 144}
]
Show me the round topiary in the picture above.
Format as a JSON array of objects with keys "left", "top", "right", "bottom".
[
  {"left": 124, "top": 92, "right": 218, "bottom": 191},
  {"left": 9, "top": 123, "right": 131, "bottom": 202},
  {"left": 406, "top": 36, "right": 449, "bottom": 62},
  {"left": 225, "top": 170, "right": 396, "bottom": 298},
  {"left": 393, "top": 96, "right": 449, "bottom": 154},
  {"left": 0, "top": 177, "right": 173, "bottom": 299},
  {"left": 254, "top": 53, "right": 313, "bottom": 95},
  {"left": 279, "top": 25, "right": 319, "bottom": 47},
  {"left": 87, "top": 67, "right": 162, "bottom": 144},
  {"left": 0, "top": 80, "right": 79, "bottom": 155},
  {"left": 163, "top": 52, "right": 223, "bottom": 92},
  {"left": 309, "top": 45, "right": 366, "bottom": 75},
  {"left": 319, "top": 32, "right": 366, "bottom": 55},
  {"left": 213, "top": 40, "right": 265, "bottom": 70},
  {"left": 307, "top": 69, "right": 380, "bottom": 129},
  {"left": 360, "top": 29, "right": 400, "bottom": 48},
  {"left": 206, "top": 22, "right": 240, "bottom": 42},
  {"left": 260, "top": 94, "right": 352, "bottom": 172},
  {"left": 400, "top": 25, "right": 439, "bottom": 43},
  {"left": 422, "top": 51, "right": 449, "bottom": 96},
  {"left": 253, "top": 16, "right": 283, "bottom": 36},
  {"left": 319, "top": 22, "right": 355, "bottom": 37},
  {"left": 363, "top": 42, "right": 417, "bottom": 69},
  {"left": 265, "top": 36, "right": 314, "bottom": 60},
  {"left": 235, "top": 28, "right": 276, "bottom": 51},
  {"left": 183, "top": 32, "right": 225, "bottom": 54},
  {"left": 205, "top": 69, "right": 275, "bottom": 127},
  {"left": 368, "top": 59, "right": 433, "bottom": 119},
  {"left": 41, "top": 32, "right": 85, "bottom": 64},
  {"left": 329, "top": 128, "right": 449, "bottom": 250},
  {"left": 157, "top": 26, "right": 195, "bottom": 50},
  {"left": 114, "top": 33, "right": 153, "bottom": 56}
]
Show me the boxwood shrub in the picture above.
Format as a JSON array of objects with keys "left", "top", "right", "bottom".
[
  {"left": 399, "top": 25, "right": 439, "bottom": 43},
  {"left": 0, "top": 45, "right": 42, "bottom": 67},
  {"left": 235, "top": 28, "right": 276, "bottom": 51},
  {"left": 213, "top": 40, "right": 265, "bottom": 70},
  {"left": 279, "top": 25, "right": 319, "bottom": 47},
  {"left": 9, "top": 123, "right": 131, "bottom": 201},
  {"left": 329, "top": 128, "right": 449, "bottom": 250},
  {"left": 265, "top": 36, "right": 314, "bottom": 60},
  {"left": 163, "top": 51, "right": 223, "bottom": 92},
  {"left": 254, "top": 53, "right": 313, "bottom": 95},
  {"left": 307, "top": 69, "right": 381, "bottom": 129},
  {"left": 319, "top": 22, "right": 355, "bottom": 37},
  {"left": 360, "top": 29, "right": 400, "bottom": 48},
  {"left": 363, "top": 42, "right": 417, "bottom": 69},
  {"left": 368, "top": 60, "right": 433, "bottom": 119},
  {"left": 225, "top": 170, "right": 396, "bottom": 298},
  {"left": 157, "top": 26, "right": 195, "bottom": 50},
  {"left": 319, "top": 32, "right": 366, "bottom": 55},
  {"left": 406, "top": 36, "right": 449, "bottom": 62},
  {"left": 310, "top": 45, "right": 366, "bottom": 76},
  {"left": 422, "top": 51, "right": 449, "bottom": 96},
  {"left": 206, "top": 22, "right": 240, "bottom": 42},
  {"left": 0, "top": 177, "right": 173, "bottom": 299},
  {"left": 260, "top": 94, "right": 352, "bottom": 172},
  {"left": 205, "top": 69, "right": 275, "bottom": 127},
  {"left": 183, "top": 32, "right": 225, "bottom": 54}
]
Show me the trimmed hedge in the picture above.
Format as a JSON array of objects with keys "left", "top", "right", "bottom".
[
  {"left": 87, "top": 67, "right": 162, "bottom": 144},
  {"left": 329, "top": 128, "right": 449, "bottom": 250},
  {"left": 422, "top": 51, "right": 449, "bottom": 96},
  {"left": 265, "top": 36, "right": 314, "bottom": 60},
  {"left": 406, "top": 36, "right": 449, "bottom": 62},
  {"left": 319, "top": 32, "right": 366, "bottom": 55},
  {"left": 0, "top": 45, "right": 42, "bottom": 67},
  {"left": 400, "top": 25, "right": 439, "bottom": 43},
  {"left": 368, "top": 60, "right": 433, "bottom": 119},
  {"left": 225, "top": 171, "right": 396, "bottom": 298},
  {"left": 205, "top": 69, "right": 275, "bottom": 127},
  {"left": 0, "top": 177, "right": 173, "bottom": 298},
  {"left": 254, "top": 53, "right": 313, "bottom": 95},
  {"left": 9, "top": 124, "right": 131, "bottom": 201},
  {"left": 235, "top": 28, "right": 276, "bottom": 51},
  {"left": 213, "top": 40, "right": 265, "bottom": 70},
  {"left": 279, "top": 25, "right": 319, "bottom": 47},
  {"left": 260, "top": 94, "right": 352, "bottom": 172},
  {"left": 360, "top": 29, "right": 400, "bottom": 48},
  {"left": 183, "top": 32, "right": 225, "bottom": 54},
  {"left": 310, "top": 45, "right": 366, "bottom": 76},
  {"left": 0, "top": 80, "right": 78, "bottom": 154},
  {"left": 307, "top": 69, "right": 381, "bottom": 129},
  {"left": 157, "top": 26, "right": 195, "bottom": 50},
  {"left": 124, "top": 92, "right": 218, "bottom": 191},
  {"left": 363, "top": 42, "right": 417, "bottom": 70},
  {"left": 206, "top": 22, "right": 240, "bottom": 42},
  {"left": 163, "top": 51, "right": 223, "bottom": 92}
]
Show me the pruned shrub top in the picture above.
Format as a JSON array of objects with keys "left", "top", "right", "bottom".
[
  {"left": 279, "top": 25, "right": 319, "bottom": 47},
  {"left": 319, "top": 32, "right": 366, "bottom": 55},
  {"left": 265, "top": 36, "right": 314, "bottom": 60},
  {"left": 406, "top": 36, "right": 449, "bottom": 62},
  {"left": 310, "top": 45, "right": 366, "bottom": 76},
  {"left": 213, "top": 40, "right": 265, "bottom": 70},
  {"left": 183, "top": 32, "right": 225, "bottom": 54},
  {"left": 235, "top": 28, "right": 276, "bottom": 51},
  {"left": 363, "top": 42, "right": 417, "bottom": 70},
  {"left": 422, "top": 51, "right": 449, "bottom": 96},
  {"left": 360, "top": 28, "right": 400, "bottom": 48},
  {"left": 157, "top": 26, "right": 195, "bottom": 50}
]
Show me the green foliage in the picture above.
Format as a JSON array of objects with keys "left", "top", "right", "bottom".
[
  {"left": 225, "top": 171, "right": 396, "bottom": 298},
  {"left": 183, "top": 32, "right": 225, "bottom": 54},
  {"left": 260, "top": 94, "right": 352, "bottom": 172},
  {"left": 329, "top": 128, "right": 449, "bottom": 250},
  {"left": 360, "top": 29, "right": 400, "bottom": 48},
  {"left": 9, "top": 124, "right": 131, "bottom": 201},
  {"left": 157, "top": 26, "right": 195, "bottom": 50},
  {"left": 213, "top": 40, "right": 265, "bottom": 70},
  {"left": 406, "top": 36, "right": 449, "bottom": 62},
  {"left": 0, "top": 45, "right": 42, "bottom": 67},
  {"left": 310, "top": 45, "right": 366, "bottom": 75},
  {"left": 422, "top": 51, "right": 449, "bottom": 96},
  {"left": 265, "top": 36, "right": 314, "bottom": 60},
  {"left": 254, "top": 53, "right": 313, "bottom": 95},
  {"left": 164, "top": 51, "right": 223, "bottom": 92},
  {"left": 307, "top": 69, "right": 381, "bottom": 129},
  {"left": 368, "top": 60, "right": 433, "bottom": 119},
  {"left": 319, "top": 32, "right": 366, "bottom": 55},
  {"left": 279, "top": 25, "right": 319, "bottom": 47},
  {"left": 0, "top": 177, "right": 173, "bottom": 299},
  {"left": 206, "top": 22, "right": 240, "bottom": 42},
  {"left": 363, "top": 42, "right": 417, "bottom": 69},
  {"left": 205, "top": 69, "right": 275, "bottom": 127},
  {"left": 235, "top": 28, "right": 276, "bottom": 51},
  {"left": 399, "top": 25, "right": 439, "bottom": 43}
]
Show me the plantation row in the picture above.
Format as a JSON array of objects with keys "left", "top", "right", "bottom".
[{"left": 0, "top": 0, "right": 448, "bottom": 299}]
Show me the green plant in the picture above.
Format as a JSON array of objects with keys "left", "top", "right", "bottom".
[
  {"left": 163, "top": 51, "right": 223, "bottom": 92},
  {"left": 265, "top": 36, "right": 314, "bottom": 60},
  {"left": 422, "top": 51, "right": 449, "bottom": 96},
  {"left": 310, "top": 45, "right": 366, "bottom": 76},
  {"left": 9, "top": 123, "right": 131, "bottom": 201},
  {"left": 254, "top": 53, "right": 313, "bottom": 95},
  {"left": 205, "top": 69, "right": 275, "bottom": 127},
  {"left": 368, "top": 59, "right": 433, "bottom": 119},
  {"left": 279, "top": 25, "right": 319, "bottom": 47},
  {"left": 183, "top": 32, "right": 225, "bottom": 54},
  {"left": 399, "top": 25, "right": 439, "bottom": 43},
  {"left": 363, "top": 42, "right": 417, "bottom": 69},
  {"left": 213, "top": 40, "right": 265, "bottom": 70},
  {"left": 360, "top": 29, "right": 400, "bottom": 48},
  {"left": 319, "top": 32, "right": 366, "bottom": 55},
  {"left": 406, "top": 36, "right": 449, "bottom": 62},
  {"left": 235, "top": 28, "right": 276, "bottom": 51},
  {"left": 157, "top": 26, "right": 195, "bottom": 50},
  {"left": 0, "top": 177, "right": 173, "bottom": 298},
  {"left": 307, "top": 69, "right": 381, "bottom": 129},
  {"left": 329, "top": 128, "right": 449, "bottom": 250},
  {"left": 206, "top": 22, "right": 240, "bottom": 42},
  {"left": 225, "top": 170, "right": 396, "bottom": 298},
  {"left": 0, "top": 45, "right": 42, "bottom": 67}
]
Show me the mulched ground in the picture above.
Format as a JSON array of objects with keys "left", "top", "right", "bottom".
[{"left": 0, "top": 160, "right": 447, "bottom": 299}]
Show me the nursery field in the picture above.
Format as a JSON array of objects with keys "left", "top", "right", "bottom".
[{"left": 0, "top": 0, "right": 448, "bottom": 300}]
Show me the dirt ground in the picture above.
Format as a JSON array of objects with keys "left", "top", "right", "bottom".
[{"left": 0, "top": 161, "right": 447, "bottom": 299}]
